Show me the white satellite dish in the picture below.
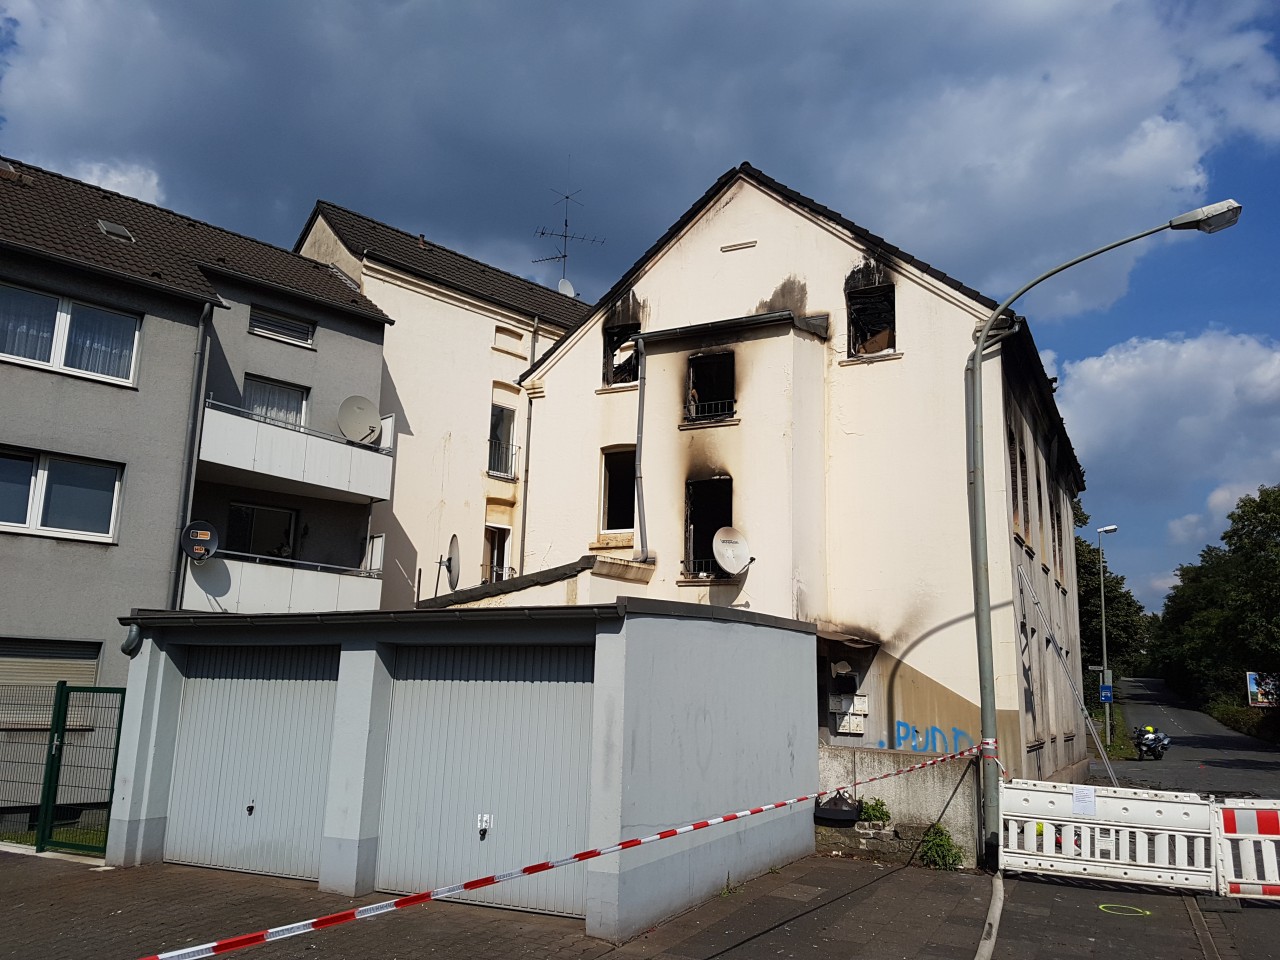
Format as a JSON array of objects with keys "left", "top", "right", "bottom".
[
  {"left": 337, "top": 395, "right": 381, "bottom": 444},
  {"left": 712, "top": 526, "right": 754, "bottom": 576},
  {"left": 558, "top": 277, "right": 576, "bottom": 298}
]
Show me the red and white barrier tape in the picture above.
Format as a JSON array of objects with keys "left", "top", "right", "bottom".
[{"left": 138, "top": 743, "right": 983, "bottom": 960}]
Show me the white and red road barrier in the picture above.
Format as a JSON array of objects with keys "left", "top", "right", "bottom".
[
  {"left": 1215, "top": 801, "right": 1280, "bottom": 899},
  {"left": 138, "top": 743, "right": 984, "bottom": 960}
]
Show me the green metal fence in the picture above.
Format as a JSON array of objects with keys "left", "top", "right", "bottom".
[{"left": 0, "top": 681, "right": 125, "bottom": 856}]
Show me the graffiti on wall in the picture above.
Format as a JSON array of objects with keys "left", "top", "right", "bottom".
[{"left": 876, "top": 722, "right": 974, "bottom": 753}]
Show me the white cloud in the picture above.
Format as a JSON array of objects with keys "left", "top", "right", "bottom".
[
  {"left": 1039, "top": 349, "right": 1059, "bottom": 384},
  {"left": 63, "top": 159, "right": 165, "bottom": 204},
  {"left": 1167, "top": 513, "right": 1209, "bottom": 545}
]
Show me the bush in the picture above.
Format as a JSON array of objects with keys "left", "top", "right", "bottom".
[
  {"left": 859, "top": 797, "right": 891, "bottom": 822},
  {"left": 1207, "top": 695, "right": 1280, "bottom": 742},
  {"left": 918, "top": 824, "right": 964, "bottom": 870}
]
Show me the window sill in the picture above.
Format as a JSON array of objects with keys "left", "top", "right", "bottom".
[
  {"left": 595, "top": 382, "right": 639, "bottom": 395},
  {"left": 486, "top": 471, "right": 518, "bottom": 483},
  {"left": 839, "top": 351, "right": 902, "bottom": 367},
  {"left": 248, "top": 329, "right": 316, "bottom": 351},
  {"left": 1040, "top": 563, "right": 1051, "bottom": 576},
  {"left": 491, "top": 344, "right": 528, "bottom": 361},
  {"left": 0, "top": 354, "right": 138, "bottom": 389},
  {"left": 0, "top": 525, "right": 116, "bottom": 546},
  {"left": 678, "top": 417, "right": 740, "bottom": 432},
  {"left": 589, "top": 534, "right": 634, "bottom": 550},
  {"left": 676, "top": 576, "right": 742, "bottom": 587}
]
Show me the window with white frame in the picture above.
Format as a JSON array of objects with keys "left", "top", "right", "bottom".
[
  {"left": 0, "top": 449, "right": 122, "bottom": 541},
  {"left": 248, "top": 311, "right": 315, "bottom": 347},
  {"left": 243, "top": 375, "right": 308, "bottom": 426},
  {"left": 0, "top": 281, "right": 140, "bottom": 383}
]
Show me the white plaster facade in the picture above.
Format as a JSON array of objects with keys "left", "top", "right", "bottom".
[
  {"left": 429, "top": 166, "right": 1087, "bottom": 782},
  {"left": 295, "top": 206, "right": 587, "bottom": 609}
]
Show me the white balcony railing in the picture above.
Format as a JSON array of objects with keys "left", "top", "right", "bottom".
[
  {"left": 199, "top": 402, "right": 394, "bottom": 501},
  {"left": 181, "top": 551, "right": 383, "bottom": 614}
]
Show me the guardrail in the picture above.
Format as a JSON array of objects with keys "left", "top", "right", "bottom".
[{"left": 206, "top": 400, "right": 392, "bottom": 455}]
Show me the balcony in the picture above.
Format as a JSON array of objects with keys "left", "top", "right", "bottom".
[
  {"left": 199, "top": 401, "right": 394, "bottom": 503},
  {"left": 181, "top": 550, "right": 383, "bottom": 614}
]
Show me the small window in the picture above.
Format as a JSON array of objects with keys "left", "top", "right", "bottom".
[
  {"left": 0, "top": 448, "right": 122, "bottom": 541},
  {"left": 482, "top": 525, "right": 512, "bottom": 583},
  {"left": 845, "top": 259, "right": 895, "bottom": 356},
  {"left": 249, "top": 311, "right": 315, "bottom": 347},
  {"left": 601, "top": 448, "right": 636, "bottom": 532},
  {"left": 488, "top": 404, "right": 518, "bottom": 477},
  {"left": 226, "top": 503, "right": 296, "bottom": 559},
  {"left": 0, "top": 282, "right": 139, "bottom": 383},
  {"left": 685, "top": 477, "right": 733, "bottom": 577},
  {"left": 686, "top": 353, "right": 735, "bottom": 421},
  {"left": 243, "top": 375, "right": 307, "bottom": 426}
]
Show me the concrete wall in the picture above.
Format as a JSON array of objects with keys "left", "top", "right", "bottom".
[
  {"left": 0, "top": 251, "right": 203, "bottom": 687},
  {"left": 586, "top": 610, "right": 817, "bottom": 941},
  {"left": 203, "top": 276, "right": 385, "bottom": 439}
]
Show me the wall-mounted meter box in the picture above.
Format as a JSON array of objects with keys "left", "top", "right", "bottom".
[
  {"left": 852, "top": 695, "right": 869, "bottom": 716},
  {"left": 837, "top": 713, "right": 865, "bottom": 735}
]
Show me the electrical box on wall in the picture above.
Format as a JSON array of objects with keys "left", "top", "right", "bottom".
[
  {"left": 836, "top": 713, "right": 865, "bottom": 734},
  {"left": 852, "top": 694, "right": 868, "bottom": 716}
]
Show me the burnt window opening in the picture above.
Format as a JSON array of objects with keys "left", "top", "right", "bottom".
[
  {"left": 685, "top": 476, "right": 733, "bottom": 578},
  {"left": 845, "top": 259, "right": 895, "bottom": 356},
  {"left": 601, "top": 448, "right": 636, "bottom": 532},
  {"left": 603, "top": 324, "right": 639, "bottom": 385},
  {"left": 686, "top": 353, "right": 735, "bottom": 421},
  {"left": 1007, "top": 423, "right": 1021, "bottom": 532}
]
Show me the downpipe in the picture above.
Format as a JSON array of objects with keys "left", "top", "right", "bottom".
[{"left": 633, "top": 336, "right": 650, "bottom": 562}]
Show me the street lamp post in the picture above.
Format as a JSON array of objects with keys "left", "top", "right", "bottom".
[
  {"left": 966, "top": 199, "right": 1241, "bottom": 868},
  {"left": 1097, "top": 524, "right": 1118, "bottom": 745}
]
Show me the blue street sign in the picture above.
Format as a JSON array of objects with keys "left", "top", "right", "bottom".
[{"left": 1100, "top": 685, "right": 1113, "bottom": 703}]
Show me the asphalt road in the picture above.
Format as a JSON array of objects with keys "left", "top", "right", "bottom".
[{"left": 1109, "top": 676, "right": 1280, "bottom": 797}]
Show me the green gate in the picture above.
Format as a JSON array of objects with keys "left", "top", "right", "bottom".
[{"left": 35, "top": 682, "right": 126, "bottom": 856}]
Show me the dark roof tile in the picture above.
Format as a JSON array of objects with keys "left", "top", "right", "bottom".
[
  {"left": 301, "top": 200, "right": 590, "bottom": 330},
  {"left": 0, "top": 158, "right": 390, "bottom": 324}
]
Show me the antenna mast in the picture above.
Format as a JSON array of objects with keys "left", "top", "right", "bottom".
[{"left": 534, "top": 161, "right": 604, "bottom": 285}]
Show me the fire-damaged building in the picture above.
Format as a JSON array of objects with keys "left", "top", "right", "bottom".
[{"left": 420, "top": 162, "right": 1088, "bottom": 789}]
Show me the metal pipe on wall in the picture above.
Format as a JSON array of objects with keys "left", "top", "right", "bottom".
[
  {"left": 517, "top": 318, "right": 541, "bottom": 578},
  {"left": 633, "top": 336, "right": 650, "bottom": 562},
  {"left": 167, "top": 302, "right": 213, "bottom": 611}
]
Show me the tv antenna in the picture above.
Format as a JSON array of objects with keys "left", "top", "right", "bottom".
[{"left": 535, "top": 168, "right": 604, "bottom": 296}]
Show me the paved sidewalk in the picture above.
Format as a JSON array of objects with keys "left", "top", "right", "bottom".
[{"left": 3, "top": 845, "right": 1275, "bottom": 960}]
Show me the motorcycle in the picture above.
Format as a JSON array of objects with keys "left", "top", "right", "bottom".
[{"left": 1132, "top": 726, "right": 1172, "bottom": 761}]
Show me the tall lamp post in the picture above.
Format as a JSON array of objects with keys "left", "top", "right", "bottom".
[
  {"left": 966, "top": 199, "right": 1241, "bottom": 868},
  {"left": 1097, "top": 524, "right": 1118, "bottom": 744}
]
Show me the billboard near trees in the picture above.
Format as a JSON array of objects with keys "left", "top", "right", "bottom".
[{"left": 1246, "top": 672, "right": 1275, "bottom": 707}]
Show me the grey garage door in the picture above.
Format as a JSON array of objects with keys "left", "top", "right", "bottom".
[
  {"left": 165, "top": 645, "right": 339, "bottom": 879},
  {"left": 377, "top": 645, "right": 593, "bottom": 916}
]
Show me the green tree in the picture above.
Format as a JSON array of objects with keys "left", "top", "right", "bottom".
[{"left": 1222, "top": 485, "right": 1280, "bottom": 675}]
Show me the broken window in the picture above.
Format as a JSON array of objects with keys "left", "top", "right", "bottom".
[
  {"left": 601, "top": 448, "right": 636, "bottom": 532},
  {"left": 845, "top": 259, "right": 896, "bottom": 356},
  {"left": 686, "top": 353, "right": 735, "bottom": 421},
  {"left": 602, "top": 299, "right": 640, "bottom": 385},
  {"left": 685, "top": 476, "right": 733, "bottom": 577},
  {"left": 1007, "top": 423, "right": 1021, "bottom": 533}
]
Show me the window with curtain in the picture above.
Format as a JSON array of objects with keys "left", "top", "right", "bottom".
[
  {"left": 244, "top": 376, "right": 307, "bottom": 426},
  {"left": 0, "top": 448, "right": 121, "bottom": 540},
  {"left": 0, "top": 281, "right": 139, "bottom": 383}
]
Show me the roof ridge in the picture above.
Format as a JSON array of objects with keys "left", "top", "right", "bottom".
[
  {"left": 7, "top": 155, "right": 340, "bottom": 272},
  {"left": 314, "top": 198, "right": 585, "bottom": 310}
]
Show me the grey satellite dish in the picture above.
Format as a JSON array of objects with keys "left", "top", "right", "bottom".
[
  {"left": 337, "top": 395, "right": 382, "bottom": 444},
  {"left": 180, "top": 520, "right": 219, "bottom": 563},
  {"left": 712, "top": 526, "right": 754, "bottom": 576},
  {"left": 558, "top": 277, "right": 575, "bottom": 298},
  {"left": 435, "top": 534, "right": 462, "bottom": 597},
  {"left": 446, "top": 534, "right": 460, "bottom": 590}
]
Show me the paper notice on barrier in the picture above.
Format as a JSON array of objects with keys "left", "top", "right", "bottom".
[{"left": 1072, "top": 785, "right": 1097, "bottom": 817}]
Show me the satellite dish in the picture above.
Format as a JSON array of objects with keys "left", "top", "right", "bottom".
[
  {"left": 337, "top": 395, "right": 382, "bottom": 444},
  {"left": 180, "top": 520, "right": 219, "bottom": 563},
  {"left": 446, "top": 534, "right": 460, "bottom": 590},
  {"left": 712, "top": 527, "right": 754, "bottom": 576},
  {"left": 558, "top": 277, "right": 575, "bottom": 298}
]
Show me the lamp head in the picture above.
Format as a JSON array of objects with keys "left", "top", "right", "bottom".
[
  {"left": 1097, "top": 524, "right": 1118, "bottom": 535},
  {"left": 1169, "top": 199, "right": 1242, "bottom": 234}
]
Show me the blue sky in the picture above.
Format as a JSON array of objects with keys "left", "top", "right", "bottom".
[{"left": 1, "top": 0, "right": 1276, "bottom": 609}]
